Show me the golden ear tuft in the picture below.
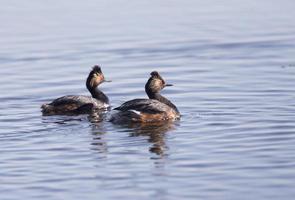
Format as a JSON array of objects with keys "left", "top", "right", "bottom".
[{"left": 89, "top": 78, "right": 95, "bottom": 87}]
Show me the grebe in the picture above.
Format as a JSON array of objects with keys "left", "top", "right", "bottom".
[
  {"left": 111, "top": 71, "right": 180, "bottom": 123},
  {"left": 41, "top": 65, "right": 110, "bottom": 115}
]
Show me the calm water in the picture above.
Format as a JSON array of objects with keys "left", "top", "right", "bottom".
[{"left": 1, "top": 1, "right": 295, "bottom": 199}]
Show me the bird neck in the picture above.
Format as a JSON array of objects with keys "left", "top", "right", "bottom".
[
  {"left": 147, "top": 91, "right": 179, "bottom": 113},
  {"left": 88, "top": 87, "right": 109, "bottom": 104}
]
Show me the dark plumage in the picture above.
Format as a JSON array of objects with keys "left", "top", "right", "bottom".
[
  {"left": 41, "top": 65, "right": 110, "bottom": 115},
  {"left": 111, "top": 71, "right": 180, "bottom": 123}
]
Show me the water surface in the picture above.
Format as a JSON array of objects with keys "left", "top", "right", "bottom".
[{"left": 1, "top": 0, "right": 295, "bottom": 199}]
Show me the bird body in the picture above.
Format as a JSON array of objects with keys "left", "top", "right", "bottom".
[
  {"left": 111, "top": 71, "right": 180, "bottom": 123},
  {"left": 41, "top": 65, "right": 110, "bottom": 115}
]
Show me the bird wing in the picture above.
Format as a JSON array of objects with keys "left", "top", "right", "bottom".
[
  {"left": 114, "top": 99, "right": 169, "bottom": 114},
  {"left": 49, "top": 95, "right": 94, "bottom": 107}
]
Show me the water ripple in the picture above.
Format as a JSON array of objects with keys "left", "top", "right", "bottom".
[{"left": 1, "top": 0, "right": 295, "bottom": 200}]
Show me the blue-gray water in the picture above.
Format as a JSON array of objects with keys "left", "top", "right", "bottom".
[{"left": 1, "top": 1, "right": 295, "bottom": 199}]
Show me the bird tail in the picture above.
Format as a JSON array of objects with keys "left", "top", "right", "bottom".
[{"left": 41, "top": 104, "right": 53, "bottom": 115}]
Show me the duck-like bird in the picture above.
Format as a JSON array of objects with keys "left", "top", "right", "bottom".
[
  {"left": 41, "top": 65, "right": 110, "bottom": 115},
  {"left": 111, "top": 71, "right": 180, "bottom": 123}
]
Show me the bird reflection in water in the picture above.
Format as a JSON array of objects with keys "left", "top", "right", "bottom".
[
  {"left": 41, "top": 111, "right": 105, "bottom": 125},
  {"left": 123, "top": 121, "right": 177, "bottom": 157},
  {"left": 89, "top": 115, "right": 109, "bottom": 155},
  {"left": 90, "top": 130, "right": 108, "bottom": 155}
]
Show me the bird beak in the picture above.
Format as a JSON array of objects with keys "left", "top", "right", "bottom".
[
  {"left": 103, "top": 80, "right": 112, "bottom": 83},
  {"left": 165, "top": 83, "right": 173, "bottom": 87}
]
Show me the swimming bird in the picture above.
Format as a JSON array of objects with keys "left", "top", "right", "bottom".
[
  {"left": 41, "top": 65, "right": 110, "bottom": 115},
  {"left": 111, "top": 71, "right": 180, "bottom": 123}
]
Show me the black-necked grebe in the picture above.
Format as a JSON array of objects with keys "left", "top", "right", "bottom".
[
  {"left": 111, "top": 71, "right": 180, "bottom": 123},
  {"left": 41, "top": 65, "right": 110, "bottom": 115}
]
